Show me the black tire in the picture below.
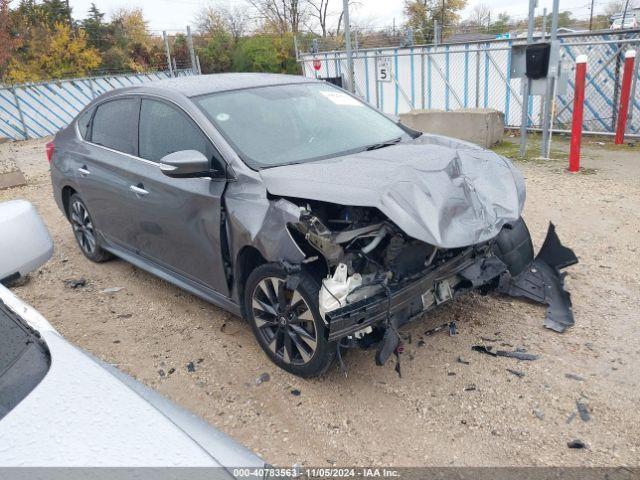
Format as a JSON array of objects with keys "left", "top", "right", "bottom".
[
  {"left": 68, "top": 193, "right": 112, "bottom": 263},
  {"left": 243, "top": 263, "right": 335, "bottom": 378}
]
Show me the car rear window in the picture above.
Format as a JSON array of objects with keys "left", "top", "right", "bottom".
[
  {"left": 77, "top": 107, "right": 94, "bottom": 140},
  {"left": 90, "top": 98, "right": 139, "bottom": 156},
  {"left": 0, "top": 300, "right": 50, "bottom": 420}
]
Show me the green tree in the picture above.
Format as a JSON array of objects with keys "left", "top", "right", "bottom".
[
  {"left": 0, "top": 0, "right": 20, "bottom": 81},
  {"left": 404, "top": 0, "right": 467, "bottom": 43},
  {"left": 6, "top": 22, "right": 100, "bottom": 83}
]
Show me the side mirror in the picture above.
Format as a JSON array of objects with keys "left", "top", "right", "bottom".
[
  {"left": 0, "top": 200, "right": 53, "bottom": 285},
  {"left": 160, "top": 150, "right": 213, "bottom": 178}
]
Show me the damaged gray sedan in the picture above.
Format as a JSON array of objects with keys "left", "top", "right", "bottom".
[{"left": 50, "top": 73, "right": 577, "bottom": 377}]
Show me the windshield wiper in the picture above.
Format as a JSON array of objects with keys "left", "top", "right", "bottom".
[{"left": 364, "top": 137, "right": 402, "bottom": 151}]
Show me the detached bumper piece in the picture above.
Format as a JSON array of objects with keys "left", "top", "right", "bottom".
[{"left": 498, "top": 223, "right": 578, "bottom": 332}]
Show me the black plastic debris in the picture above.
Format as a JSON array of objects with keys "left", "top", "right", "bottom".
[
  {"left": 565, "top": 373, "right": 585, "bottom": 382},
  {"left": 186, "top": 362, "right": 196, "bottom": 373},
  {"left": 498, "top": 350, "right": 539, "bottom": 361},
  {"left": 472, "top": 345, "right": 497, "bottom": 356},
  {"left": 167, "top": 367, "right": 175, "bottom": 375},
  {"left": 567, "top": 439, "right": 587, "bottom": 449},
  {"left": 498, "top": 223, "right": 578, "bottom": 333},
  {"left": 291, "top": 389, "right": 301, "bottom": 396},
  {"left": 256, "top": 372, "right": 270, "bottom": 385},
  {"left": 417, "top": 339, "right": 426, "bottom": 347},
  {"left": 472, "top": 345, "right": 539, "bottom": 361},
  {"left": 576, "top": 401, "right": 591, "bottom": 422},
  {"left": 64, "top": 278, "right": 86, "bottom": 289},
  {"left": 464, "top": 384, "right": 477, "bottom": 392},
  {"left": 507, "top": 368, "right": 525, "bottom": 378},
  {"left": 448, "top": 321, "right": 457, "bottom": 336}
]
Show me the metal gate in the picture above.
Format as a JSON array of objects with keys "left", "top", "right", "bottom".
[{"left": 299, "top": 31, "right": 640, "bottom": 136}]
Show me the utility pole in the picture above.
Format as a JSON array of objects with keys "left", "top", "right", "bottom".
[
  {"left": 541, "top": 0, "right": 560, "bottom": 158},
  {"left": 186, "top": 26, "right": 198, "bottom": 75},
  {"left": 589, "top": 0, "right": 595, "bottom": 30},
  {"left": 343, "top": 0, "right": 355, "bottom": 93},
  {"left": 622, "top": 0, "right": 630, "bottom": 28},
  {"left": 519, "top": 0, "right": 537, "bottom": 157},
  {"left": 163, "top": 31, "right": 174, "bottom": 77}
]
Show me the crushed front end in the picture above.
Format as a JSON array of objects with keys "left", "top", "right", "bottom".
[{"left": 285, "top": 200, "right": 577, "bottom": 368}]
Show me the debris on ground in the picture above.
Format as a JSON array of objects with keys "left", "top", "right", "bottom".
[
  {"left": 101, "top": 287, "right": 123, "bottom": 294},
  {"left": 565, "top": 373, "right": 585, "bottom": 382},
  {"left": 256, "top": 373, "right": 270, "bottom": 385},
  {"left": 472, "top": 345, "right": 539, "bottom": 361},
  {"left": 417, "top": 339, "right": 425, "bottom": 347},
  {"left": 116, "top": 313, "right": 132, "bottom": 319},
  {"left": 457, "top": 355, "right": 470, "bottom": 365},
  {"left": 498, "top": 350, "right": 540, "bottom": 361},
  {"left": 186, "top": 361, "right": 196, "bottom": 373},
  {"left": 291, "top": 389, "right": 301, "bottom": 396},
  {"left": 506, "top": 368, "right": 525, "bottom": 378},
  {"left": 577, "top": 401, "right": 591, "bottom": 422},
  {"left": 448, "top": 321, "right": 457, "bottom": 336},
  {"left": 167, "top": 367, "right": 175, "bottom": 375},
  {"left": 533, "top": 409, "right": 545, "bottom": 420},
  {"left": 158, "top": 369, "right": 166, "bottom": 377},
  {"left": 464, "top": 384, "right": 477, "bottom": 392},
  {"left": 567, "top": 439, "right": 587, "bottom": 449},
  {"left": 63, "top": 278, "right": 86, "bottom": 289}
]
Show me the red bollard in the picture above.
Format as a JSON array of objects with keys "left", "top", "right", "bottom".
[
  {"left": 569, "top": 55, "right": 588, "bottom": 173},
  {"left": 615, "top": 50, "right": 636, "bottom": 145}
]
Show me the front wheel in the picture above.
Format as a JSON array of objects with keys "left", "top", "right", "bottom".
[{"left": 243, "top": 263, "right": 335, "bottom": 378}]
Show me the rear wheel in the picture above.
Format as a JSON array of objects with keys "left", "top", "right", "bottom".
[
  {"left": 68, "top": 193, "right": 112, "bottom": 263},
  {"left": 244, "top": 263, "right": 335, "bottom": 377}
]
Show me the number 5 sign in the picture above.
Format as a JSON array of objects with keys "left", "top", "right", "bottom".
[{"left": 377, "top": 57, "right": 392, "bottom": 82}]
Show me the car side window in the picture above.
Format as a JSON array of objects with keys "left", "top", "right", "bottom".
[
  {"left": 90, "top": 98, "right": 139, "bottom": 156},
  {"left": 77, "top": 107, "right": 94, "bottom": 139},
  {"left": 138, "top": 99, "right": 222, "bottom": 170}
]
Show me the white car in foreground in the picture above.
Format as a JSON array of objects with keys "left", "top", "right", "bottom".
[{"left": 0, "top": 200, "right": 265, "bottom": 477}]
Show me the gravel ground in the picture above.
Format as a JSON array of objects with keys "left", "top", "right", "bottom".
[{"left": 1, "top": 135, "right": 639, "bottom": 467}]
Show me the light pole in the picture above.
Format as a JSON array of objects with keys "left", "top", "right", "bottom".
[{"left": 343, "top": 0, "right": 355, "bottom": 93}]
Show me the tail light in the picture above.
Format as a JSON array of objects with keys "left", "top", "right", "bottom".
[{"left": 45, "top": 141, "right": 55, "bottom": 162}]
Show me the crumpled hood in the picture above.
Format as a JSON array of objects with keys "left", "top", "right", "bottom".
[{"left": 260, "top": 134, "right": 526, "bottom": 248}]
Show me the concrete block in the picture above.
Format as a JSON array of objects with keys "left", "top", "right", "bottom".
[
  {"left": 0, "top": 170, "right": 27, "bottom": 190},
  {"left": 400, "top": 108, "right": 505, "bottom": 148}
]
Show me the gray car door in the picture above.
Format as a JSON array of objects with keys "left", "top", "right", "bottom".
[
  {"left": 124, "top": 98, "right": 229, "bottom": 296},
  {"left": 74, "top": 97, "right": 142, "bottom": 249}
]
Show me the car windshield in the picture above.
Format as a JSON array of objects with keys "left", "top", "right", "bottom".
[{"left": 195, "top": 83, "right": 409, "bottom": 168}]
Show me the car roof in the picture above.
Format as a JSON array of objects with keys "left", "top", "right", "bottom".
[{"left": 141, "top": 72, "right": 320, "bottom": 98}]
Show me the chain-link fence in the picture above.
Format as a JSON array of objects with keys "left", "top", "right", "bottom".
[
  {"left": 0, "top": 69, "right": 194, "bottom": 141},
  {"left": 299, "top": 31, "right": 640, "bottom": 136}
]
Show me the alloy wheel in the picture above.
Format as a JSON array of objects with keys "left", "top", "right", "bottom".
[
  {"left": 251, "top": 277, "right": 318, "bottom": 365},
  {"left": 70, "top": 200, "right": 96, "bottom": 255}
]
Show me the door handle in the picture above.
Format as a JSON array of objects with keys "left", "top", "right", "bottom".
[
  {"left": 129, "top": 184, "right": 149, "bottom": 196},
  {"left": 78, "top": 166, "right": 90, "bottom": 175}
]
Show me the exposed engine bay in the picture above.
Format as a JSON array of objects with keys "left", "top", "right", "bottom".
[{"left": 283, "top": 199, "right": 578, "bottom": 370}]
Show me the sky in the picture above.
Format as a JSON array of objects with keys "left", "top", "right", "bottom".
[{"left": 66, "top": 0, "right": 613, "bottom": 32}]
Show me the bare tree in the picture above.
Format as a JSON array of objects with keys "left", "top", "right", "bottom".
[
  {"left": 468, "top": 3, "right": 491, "bottom": 30},
  {"left": 248, "top": 0, "right": 306, "bottom": 34},
  {"left": 305, "top": 0, "right": 330, "bottom": 36},
  {"left": 604, "top": 0, "right": 639, "bottom": 17}
]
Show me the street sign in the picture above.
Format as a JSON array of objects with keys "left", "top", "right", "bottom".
[
  {"left": 312, "top": 58, "right": 322, "bottom": 71},
  {"left": 377, "top": 57, "right": 392, "bottom": 82}
]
